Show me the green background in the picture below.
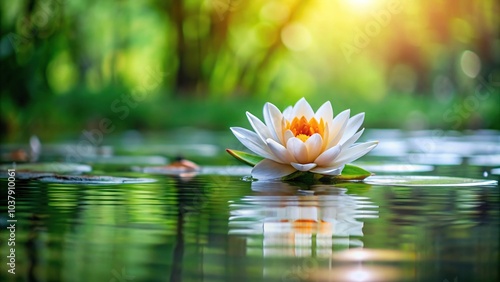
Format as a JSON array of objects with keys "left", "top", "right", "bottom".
[{"left": 1, "top": 0, "right": 499, "bottom": 141}]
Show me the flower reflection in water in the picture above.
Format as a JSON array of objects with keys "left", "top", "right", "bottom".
[
  {"left": 227, "top": 181, "right": 420, "bottom": 281},
  {"left": 229, "top": 181, "right": 378, "bottom": 258}
]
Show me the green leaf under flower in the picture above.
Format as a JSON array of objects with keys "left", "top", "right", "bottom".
[
  {"left": 336, "top": 164, "right": 372, "bottom": 180},
  {"left": 226, "top": 148, "right": 373, "bottom": 181},
  {"left": 226, "top": 149, "right": 264, "bottom": 166}
]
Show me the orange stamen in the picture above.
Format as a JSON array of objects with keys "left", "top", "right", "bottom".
[{"left": 286, "top": 116, "right": 325, "bottom": 142}]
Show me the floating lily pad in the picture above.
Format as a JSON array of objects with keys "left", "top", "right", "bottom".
[
  {"left": 37, "top": 175, "right": 157, "bottom": 184},
  {"left": 1, "top": 171, "right": 156, "bottom": 184},
  {"left": 354, "top": 163, "right": 434, "bottom": 173},
  {"left": 0, "top": 162, "right": 91, "bottom": 173},
  {"left": 135, "top": 165, "right": 252, "bottom": 176},
  {"left": 363, "top": 175, "right": 497, "bottom": 187},
  {"left": 0, "top": 172, "right": 55, "bottom": 180}
]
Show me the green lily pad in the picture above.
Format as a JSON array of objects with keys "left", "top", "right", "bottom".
[
  {"left": 1, "top": 171, "right": 156, "bottom": 184},
  {"left": 363, "top": 175, "right": 498, "bottom": 187},
  {"left": 226, "top": 149, "right": 264, "bottom": 166},
  {"left": 337, "top": 164, "right": 372, "bottom": 180},
  {"left": 38, "top": 175, "right": 157, "bottom": 184},
  {"left": 280, "top": 166, "right": 372, "bottom": 183},
  {"left": 0, "top": 172, "right": 54, "bottom": 180},
  {"left": 0, "top": 162, "right": 91, "bottom": 173},
  {"left": 281, "top": 170, "right": 307, "bottom": 181},
  {"left": 353, "top": 163, "right": 434, "bottom": 173},
  {"left": 226, "top": 149, "right": 372, "bottom": 181}
]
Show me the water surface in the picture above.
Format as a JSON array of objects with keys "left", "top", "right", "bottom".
[{"left": 1, "top": 131, "right": 499, "bottom": 282}]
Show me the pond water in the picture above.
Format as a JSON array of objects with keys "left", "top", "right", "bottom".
[{"left": 1, "top": 130, "right": 499, "bottom": 282}]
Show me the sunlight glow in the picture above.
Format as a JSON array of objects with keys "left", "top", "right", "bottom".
[
  {"left": 350, "top": 0, "right": 373, "bottom": 5},
  {"left": 347, "top": 0, "right": 377, "bottom": 9}
]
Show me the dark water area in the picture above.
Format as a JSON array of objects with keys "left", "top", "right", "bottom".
[{"left": 0, "top": 130, "right": 499, "bottom": 282}]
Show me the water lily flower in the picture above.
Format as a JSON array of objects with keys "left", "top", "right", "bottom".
[{"left": 230, "top": 98, "right": 378, "bottom": 180}]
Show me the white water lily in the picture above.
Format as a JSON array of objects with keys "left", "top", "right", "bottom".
[{"left": 230, "top": 98, "right": 378, "bottom": 180}]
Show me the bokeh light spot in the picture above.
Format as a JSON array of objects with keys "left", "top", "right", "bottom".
[
  {"left": 46, "top": 51, "right": 78, "bottom": 94},
  {"left": 460, "top": 50, "right": 481, "bottom": 78},
  {"left": 281, "top": 23, "right": 312, "bottom": 51}
]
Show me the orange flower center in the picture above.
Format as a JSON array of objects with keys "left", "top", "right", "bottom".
[{"left": 286, "top": 116, "right": 325, "bottom": 142}]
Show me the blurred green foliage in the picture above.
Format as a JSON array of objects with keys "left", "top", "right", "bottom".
[{"left": 1, "top": 0, "right": 499, "bottom": 141}]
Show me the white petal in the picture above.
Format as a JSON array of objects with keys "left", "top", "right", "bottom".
[
  {"left": 291, "top": 162, "right": 317, "bottom": 171},
  {"left": 327, "top": 109, "right": 350, "bottom": 148},
  {"left": 292, "top": 98, "right": 314, "bottom": 120},
  {"left": 304, "top": 133, "right": 323, "bottom": 162},
  {"left": 263, "top": 103, "right": 285, "bottom": 144},
  {"left": 283, "top": 106, "right": 293, "bottom": 120},
  {"left": 339, "top": 113, "right": 365, "bottom": 144},
  {"left": 286, "top": 137, "right": 309, "bottom": 164},
  {"left": 314, "top": 144, "right": 341, "bottom": 167},
  {"left": 330, "top": 141, "right": 378, "bottom": 167},
  {"left": 246, "top": 112, "right": 272, "bottom": 143},
  {"left": 230, "top": 127, "right": 277, "bottom": 160},
  {"left": 341, "top": 128, "right": 365, "bottom": 148},
  {"left": 266, "top": 138, "right": 296, "bottom": 163},
  {"left": 310, "top": 165, "right": 344, "bottom": 175},
  {"left": 252, "top": 159, "right": 297, "bottom": 180},
  {"left": 315, "top": 102, "right": 333, "bottom": 148},
  {"left": 315, "top": 101, "right": 333, "bottom": 121},
  {"left": 284, "top": 129, "right": 295, "bottom": 143},
  {"left": 321, "top": 122, "right": 330, "bottom": 151}
]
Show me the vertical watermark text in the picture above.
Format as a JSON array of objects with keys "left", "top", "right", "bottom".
[{"left": 6, "top": 167, "right": 17, "bottom": 275}]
